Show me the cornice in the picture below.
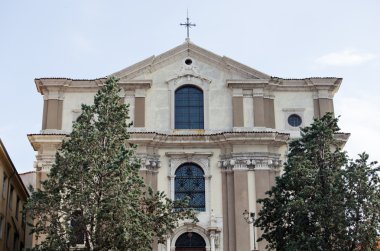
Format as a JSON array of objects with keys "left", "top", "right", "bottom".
[
  {"left": 128, "top": 131, "right": 290, "bottom": 148},
  {"left": 27, "top": 134, "right": 66, "bottom": 151},
  {"left": 334, "top": 133, "right": 351, "bottom": 147},
  {"left": 34, "top": 78, "right": 151, "bottom": 95},
  {"left": 165, "top": 152, "right": 214, "bottom": 158},
  {"left": 227, "top": 77, "right": 342, "bottom": 94}
]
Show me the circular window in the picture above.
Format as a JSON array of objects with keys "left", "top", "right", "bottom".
[
  {"left": 288, "top": 114, "right": 302, "bottom": 127},
  {"left": 185, "top": 58, "right": 193, "bottom": 65}
]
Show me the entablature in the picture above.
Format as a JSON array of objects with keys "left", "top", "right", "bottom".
[{"left": 227, "top": 77, "right": 342, "bottom": 94}]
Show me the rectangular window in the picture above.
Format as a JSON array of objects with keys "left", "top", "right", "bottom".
[
  {"left": 15, "top": 197, "right": 20, "bottom": 220},
  {"left": 21, "top": 205, "right": 26, "bottom": 230},
  {"left": 9, "top": 185, "right": 14, "bottom": 209},
  {"left": 2, "top": 173, "right": 7, "bottom": 198},
  {"left": 13, "top": 232, "right": 19, "bottom": 251},
  {"left": 6, "top": 223, "right": 11, "bottom": 248},
  {"left": 0, "top": 215, "right": 3, "bottom": 239}
]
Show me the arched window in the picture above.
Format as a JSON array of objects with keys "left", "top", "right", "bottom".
[
  {"left": 175, "top": 85, "right": 204, "bottom": 129},
  {"left": 175, "top": 163, "right": 205, "bottom": 211},
  {"left": 175, "top": 232, "right": 206, "bottom": 249}
]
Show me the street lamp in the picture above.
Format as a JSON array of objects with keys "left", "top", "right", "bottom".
[{"left": 243, "top": 209, "right": 258, "bottom": 251}]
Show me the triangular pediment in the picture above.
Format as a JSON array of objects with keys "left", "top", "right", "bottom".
[{"left": 112, "top": 41, "right": 270, "bottom": 80}]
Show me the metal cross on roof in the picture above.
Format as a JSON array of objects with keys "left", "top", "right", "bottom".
[{"left": 180, "top": 11, "right": 196, "bottom": 40}]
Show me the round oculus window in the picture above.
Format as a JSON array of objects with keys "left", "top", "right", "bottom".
[
  {"left": 185, "top": 58, "right": 193, "bottom": 65},
  {"left": 288, "top": 114, "right": 302, "bottom": 127}
]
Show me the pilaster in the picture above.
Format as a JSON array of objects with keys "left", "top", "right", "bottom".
[
  {"left": 232, "top": 89, "right": 244, "bottom": 127},
  {"left": 253, "top": 89, "right": 265, "bottom": 127},
  {"left": 134, "top": 89, "right": 146, "bottom": 127}
]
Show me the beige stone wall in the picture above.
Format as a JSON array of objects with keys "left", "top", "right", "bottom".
[
  {"left": 0, "top": 141, "right": 29, "bottom": 250},
  {"left": 32, "top": 43, "right": 342, "bottom": 250}
]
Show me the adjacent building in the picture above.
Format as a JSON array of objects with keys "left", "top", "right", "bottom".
[
  {"left": 0, "top": 139, "right": 29, "bottom": 251},
  {"left": 28, "top": 41, "right": 348, "bottom": 251}
]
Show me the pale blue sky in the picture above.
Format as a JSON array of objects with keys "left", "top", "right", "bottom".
[{"left": 1, "top": 0, "right": 379, "bottom": 173}]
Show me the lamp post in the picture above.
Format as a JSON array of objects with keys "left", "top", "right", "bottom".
[{"left": 243, "top": 209, "right": 258, "bottom": 251}]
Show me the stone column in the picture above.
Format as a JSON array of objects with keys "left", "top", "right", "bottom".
[
  {"left": 221, "top": 170, "right": 230, "bottom": 250},
  {"left": 140, "top": 156, "right": 160, "bottom": 191},
  {"left": 151, "top": 170, "right": 158, "bottom": 192},
  {"left": 233, "top": 165, "right": 250, "bottom": 251},
  {"left": 169, "top": 175, "right": 175, "bottom": 200},
  {"left": 227, "top": 171, "right": 236, "bottom": 251},
  {"left": 255, "top": 167, "right": 277, "bottom": 251},
  {"left": 210, "top": 234, "right": 216, "bottom": 251},
  {"left": 166, "top": 237, "right": 171, "bottom": 251}
]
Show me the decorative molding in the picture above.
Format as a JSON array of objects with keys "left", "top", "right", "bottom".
[
  {"left": 136, "top": 153, "right": 161, "bottom": 171},
  {"left": 227, "top": 77, "right": 342, "bottom": 94},
  {"left": 166, "top": 66, "right": 211, "bottom": 130},
  {"left": 166, "top": 152, "right": 211, "bottom": 176},
  {"left": 313, "top": 89, "right": 334, "bottom": 99},
  {"left": 34, "top": 78, "right": 151, "bottom": 96},
  {"left": 110, "top": 41, "right": 270, "bottom": 82},
  {"left": 170, "top": 223, "right": 212, "bottom": 251},
  {"left": 166, "top": 151, "right": 212, "bottom": 214},
  {"left": 127, "top": 131, "right": 290, "bottom": 149},
  {"left": 218, "top": 152, "right": 282, "bottom": 171}
]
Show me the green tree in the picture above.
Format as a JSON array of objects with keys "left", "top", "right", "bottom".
[
  {"left": 254, "top": 113, "right": 380, "bottom": 251},
  {"left": 26, "top": 77, "right": 196, "bottom": 251},
  {"left": 344, "top": 153, "right": 380, "bottom": 250}
]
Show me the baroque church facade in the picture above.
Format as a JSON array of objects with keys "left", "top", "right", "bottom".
[{"left": 28, "top": 41, "right": 346, "bottom": 251}]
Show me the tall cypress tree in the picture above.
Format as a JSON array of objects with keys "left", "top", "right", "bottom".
[
  {"left": 254, "top": 113, "right": 380, "bottom": 250},
  {"left": 26, "top": 77, "right": 196, "bottom": 251}
]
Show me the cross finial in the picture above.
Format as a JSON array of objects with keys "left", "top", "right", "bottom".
[{"left": 180, "top": 10, "right": 196, "bottom": 40}]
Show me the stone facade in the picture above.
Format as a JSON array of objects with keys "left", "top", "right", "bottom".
[
  {"left": 28, "top": 41, "right": 347, "bottom": 251},
  {"left": 0, "top": 139, "right": 29, "bottom": 250}
]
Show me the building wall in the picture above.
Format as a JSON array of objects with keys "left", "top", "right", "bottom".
[
  {"left": 29, "top": 42, "right": 341, "bottom": 251},
  {"left": 0, "top": 140, "right": 29, "bottom": 251}
]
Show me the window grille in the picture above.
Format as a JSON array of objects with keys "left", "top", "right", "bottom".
[
  {"left": 175, "top": 163, "right": 205, "bottom": 211},
  {"left": 175, "top": 85, "right": 204, "bottom": 129},
  {"left": 175, "top": 232, "right": 206, "bottom": 247}
]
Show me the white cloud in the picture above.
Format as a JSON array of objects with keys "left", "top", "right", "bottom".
[
  {"left": 316, "top": 49, "right": 378, "bottom": 66},
  {"left": 335, "top": 96, "right": 380, "bottom": 163}
]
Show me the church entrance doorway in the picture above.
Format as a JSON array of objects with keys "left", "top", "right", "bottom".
[{"left": 175, "top": 232, "right": 206, "bottom": 251}]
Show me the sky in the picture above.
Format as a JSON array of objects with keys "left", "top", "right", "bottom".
[{"left": 0, "top": 0, "right": 379, "bottom": 173}]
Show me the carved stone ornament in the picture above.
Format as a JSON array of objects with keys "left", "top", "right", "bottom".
[
  {"left": 218, "top": 152, "right": 282, "bottom": 171},
  {"left": 166, "top": 152, "right": 212, "bottom": 176},
  {"left": 137, "top": 153, "right": 161, "bottom": 170}
]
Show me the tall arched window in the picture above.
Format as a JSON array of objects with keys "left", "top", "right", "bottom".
[
  {"left": 175, "top": 85, "right": 204, "bottom": 129},
  {"left": 175, "top": 163, "right": 205, "bottom": 211}
]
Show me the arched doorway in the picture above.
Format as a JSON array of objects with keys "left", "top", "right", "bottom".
[{"left": 175, "top": 232, "right": 206, "bottom": 251}]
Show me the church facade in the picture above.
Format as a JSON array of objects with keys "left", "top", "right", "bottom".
[{"left": 28, "top": 41, "right": 346, "bottom": 251}]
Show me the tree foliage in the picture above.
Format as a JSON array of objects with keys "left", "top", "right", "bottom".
[
  {"left": 254, "top": 113, "right": 380, "bottom": 251},
  {"left": 26, "top": 77, "right": 197, "bottom": 251}
]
